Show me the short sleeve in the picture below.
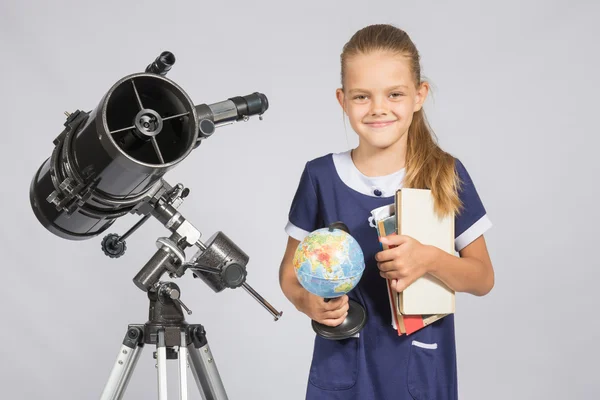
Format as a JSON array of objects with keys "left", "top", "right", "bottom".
[
  {"left": 284, "top": 162, "right": 320, "bottom": 241},
  {"left": 454, "top": 159, "right": 493, "bottom": 252}
]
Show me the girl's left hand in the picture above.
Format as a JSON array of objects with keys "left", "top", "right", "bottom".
[{"left": 375, "top": 235, "right": 435, "bottom": 293}]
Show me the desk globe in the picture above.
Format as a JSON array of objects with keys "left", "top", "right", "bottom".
[{"left": 293, "top": 222, "right": 367, "bottom": 340}]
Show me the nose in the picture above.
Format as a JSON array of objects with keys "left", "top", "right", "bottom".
[{"left": 370, "top": 96, "right": 387, "bottom": 116}]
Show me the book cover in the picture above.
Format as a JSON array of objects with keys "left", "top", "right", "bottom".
[{"left": 395, "top": 188, "right": 456, "bottom": 315}]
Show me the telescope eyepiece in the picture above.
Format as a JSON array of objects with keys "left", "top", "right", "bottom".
[
  {"left": 229, "top": 92, "right": 269, "bottom": 118},
  {"left": 146, "top": 51, "right": 176, "bottom": 76}
]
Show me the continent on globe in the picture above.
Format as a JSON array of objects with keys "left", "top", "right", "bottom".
[
  {"left": 334, "top": 281, "right": 354, "bottom": 293},
  {"left": 293, "top": 227, "right": 365, "bottom": 299}
]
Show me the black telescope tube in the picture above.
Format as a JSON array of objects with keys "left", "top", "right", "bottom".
[{"left": 29, "top": 73, "right": 199, "bottom": 241}]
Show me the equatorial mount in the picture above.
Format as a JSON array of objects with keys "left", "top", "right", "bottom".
[{"left": 99, "top": 178, "right": 283, "bottom": 321}]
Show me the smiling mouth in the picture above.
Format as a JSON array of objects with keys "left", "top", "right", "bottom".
[{"left": 364, "top": 120, "right": 396, "bottom": 128}]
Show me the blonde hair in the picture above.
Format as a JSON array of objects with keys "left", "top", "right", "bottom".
[{"left": 340, "top": 24, "right": 462, "bottom": 217}]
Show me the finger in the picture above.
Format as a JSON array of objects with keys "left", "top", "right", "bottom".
[
  {"left": 379, "top": 262, "right": 410, "bottom": 279},
  {"left": 393, "top": 275, "right": 418, "bottom": 293},
  {"left": 375, "top": 245, "right": 407, "bottom": 263},
  {"left": 379, "top": 234, "right": 410, "bottom": 247},
  {"left": 374, "top": 248, "right": 396, "bottom": 262},
  {"left": 319, "top": 312, "right": 349, "bottom": 327},
  {"left": 322, "top": 295, "right": 348, "bottom": 311},
  {"left": 380, "top": 270, "right": 401, "bottom": 280},
  {"left": 393, "top": 278, "right": 407, "bottom": 293},
  {"left": 377, "top": 260, "right": 398, "bottom": 272},
  {"left": 322, "top": 302, "right": 350, "bottom": 319}
]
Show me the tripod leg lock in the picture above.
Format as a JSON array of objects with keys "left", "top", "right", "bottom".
[
  {"left": 190, "top": 325, "right": 208, "bottom": 348},
  {"left": 100, "top": 325, "right": 145, "bottom": 400},
  {"left": 123, "top": 326, "right": 144, "bottom": 348}
]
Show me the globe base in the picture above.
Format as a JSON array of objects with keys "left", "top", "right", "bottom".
[{"left": 311, "top": 299, "right": 367, "bottom": 340}]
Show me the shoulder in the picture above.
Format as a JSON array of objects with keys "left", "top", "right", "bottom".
[
  {"left": 305, "top": 153, "right": 335, "bottom": 172},
  {"left": 451, "top": 157, "right": 480, "bottom": 196},
  {"left": 286, "top": 153, "right": 336, "bottom": 239},
  {"left": 289, "top": 152, "right": 336, "bottom": 198},
  {"left": 297, "top": 152, "right": 337, "bottom": 184},
  {"left": 452, "top": 157, "right": 470, "bottom": 181},
  {"left": 450, "top": 156, "right": 492, "bottom": 248}
]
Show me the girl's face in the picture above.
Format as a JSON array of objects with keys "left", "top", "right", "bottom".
[{"left": 337, "top": 50, "right": 428, "bottom": 151}]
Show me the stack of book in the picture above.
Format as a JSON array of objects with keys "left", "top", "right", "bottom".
[{"left": 371, "top": 188, "right": 456, "bottom": 335}]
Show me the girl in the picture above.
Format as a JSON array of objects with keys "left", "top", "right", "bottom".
[{"left": 279, "top": 24, "right": 494, "bottom": 400}]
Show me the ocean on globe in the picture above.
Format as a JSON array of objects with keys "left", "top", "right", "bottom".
[{"left": 293, "top": 227, "right": 365, "bottom": 298}]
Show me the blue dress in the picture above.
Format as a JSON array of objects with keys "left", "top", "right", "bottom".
[{"left": 285, "top": 150, "right": 492, "bottom": 400}]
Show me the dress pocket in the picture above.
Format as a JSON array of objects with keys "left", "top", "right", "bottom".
[
  {"left": 308, "top": 335, "right": 360, "bottom": 390},
  {"left": 407, "top": 340, "right": 439, "bottom": 400}
]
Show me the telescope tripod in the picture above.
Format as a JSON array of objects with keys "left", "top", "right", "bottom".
[{"left": 101, "top": 282, "right": 228, "bottom": 400}]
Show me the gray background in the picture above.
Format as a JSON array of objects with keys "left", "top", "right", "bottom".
[{"left": 1, "top": 0, "right": 598, "bottom": 399}]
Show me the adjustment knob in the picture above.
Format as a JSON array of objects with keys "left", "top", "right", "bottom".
[
  {"left": 168, "top": 288, "right": 192, "bottom": 315},
  {"left": 221, "top": 262, "right": 247, "bottom": 288},
  {"left": 102, "top": 234, "right": 127, "bottom": 258},
  {"left": 159, "top": 284, "right": 193, "bottom": 315},
  {"left": 198, "top": 118, "right": 215, "bottom": 138}
]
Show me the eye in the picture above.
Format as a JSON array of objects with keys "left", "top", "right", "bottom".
[
  {"left": 352, "top": 94, "right": 368, "bottom": 101},
  {"left": 390, "top": 92, "right": 405, "bottom": 99}
]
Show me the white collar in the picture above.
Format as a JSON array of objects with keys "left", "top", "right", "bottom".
[{"left": 331, "top": 150, "right": 405, "bottom": 198}]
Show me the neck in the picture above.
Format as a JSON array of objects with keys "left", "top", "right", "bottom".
[{"left": 352, "top": 135, "right": 407, "bottom": 177}]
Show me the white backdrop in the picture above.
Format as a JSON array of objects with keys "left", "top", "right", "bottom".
[{"left": 1, "top": 1, "right": 599, "bottom": 399}]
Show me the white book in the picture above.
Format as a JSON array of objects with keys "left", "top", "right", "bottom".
[{"left": 395, "top": 188, "right": 456, "bottom": 315}]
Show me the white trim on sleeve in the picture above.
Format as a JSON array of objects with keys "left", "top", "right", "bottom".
[
  {"left": 455, "top": 214, "right": 493, "bottom": 252},
  {"left": 285, "top": 221, "right": 311, "bottom": 242}
]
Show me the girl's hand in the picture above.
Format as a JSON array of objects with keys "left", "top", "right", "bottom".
[
  {"left": 375, "top": 235, "right": 436, "bottom": 293},
  {"left": 299, "top": 293, "right": 349, "bottom": 327}
]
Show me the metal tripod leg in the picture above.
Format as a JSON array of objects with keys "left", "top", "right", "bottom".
[
  {"left": 187, "top": 326, "right": 228, "bottom": 400},
  {"left": 179, "top": 331, "right": 189, "bottom": 400},
  {"left": 156, "top": 329, "right": 192, "bottom": 400},
  {"left": 157, "top": 330, "right": 168, "bottom": 399},
  {"left": 100, "top": 323, "right": 229, "bottom": 399},
  {"left": 100, "top": 326, "right": 145, "bottom": 400}
]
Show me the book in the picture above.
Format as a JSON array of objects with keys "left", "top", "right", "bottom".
[
  {"left": 395, "top": 188, "right": 456, "bottom": 315},
  {"left": 376, "top": 217, "right": 405, "bottom": 335},
  {"left": 371, "top": 204, "right": 448, "bottom": 335}
]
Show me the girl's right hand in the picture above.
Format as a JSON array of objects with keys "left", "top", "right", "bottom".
[{"left": 300, "top": 293, "right": 349, "bottom": 327}]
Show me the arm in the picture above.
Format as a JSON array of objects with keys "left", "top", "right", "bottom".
[
  {"left": 279, "top": 236, "right": 349, "bottom": 326},
  {"left": 377, "top": 234, "right": 495, "bottom": 297},
  {"left": 278, "top": 236, "right": 307, "bottom": 310},
  {"left": 426, "top": 235, "right": 494, "bottom": 296}
]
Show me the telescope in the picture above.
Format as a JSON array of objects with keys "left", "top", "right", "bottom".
[{"left": 29, "top": 51, "right": 282, "bottom": 400}]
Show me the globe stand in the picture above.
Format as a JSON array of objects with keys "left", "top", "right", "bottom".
[
  {"left": 312, "top": 298, "right": 367, "bottom": 340},
  {"left": 311, "top": 222, "right": 368, "bottom": 340}
]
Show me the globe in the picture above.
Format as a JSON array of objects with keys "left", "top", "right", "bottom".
[{"left": 293, "top": 226, "right": 365, "bottom": 299}]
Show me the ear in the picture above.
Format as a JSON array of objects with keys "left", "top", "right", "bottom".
[
  {"left": 336, "top": 88, "right": 346, "bottom": 113},
  {"left": 413, "top": 81, "right": 429, "bottom": 112}
]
